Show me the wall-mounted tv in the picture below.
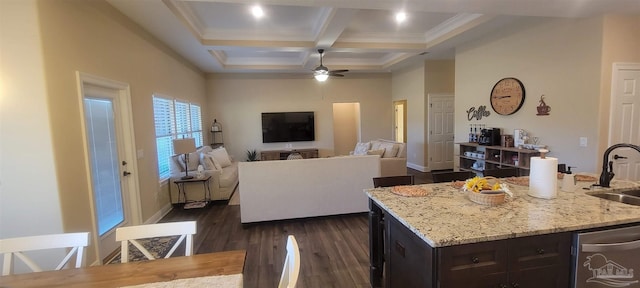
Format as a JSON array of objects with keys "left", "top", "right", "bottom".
[{"left": 262, "top": 112, "right": 315, "bottom": 143}]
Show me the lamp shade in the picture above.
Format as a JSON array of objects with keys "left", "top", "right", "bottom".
[{"left": 173, "top": 138, "right": 196, "bottom": 155}]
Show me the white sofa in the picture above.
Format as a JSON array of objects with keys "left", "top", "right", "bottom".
[
  {"left": 169, "top": 146, "right": 238, "bottom": 203},
  {"left": 238, "top": 155, "right": 381, "bottom": 223},
  {"left": 352, "top": 139, "right": 407, "bottom": 177}
]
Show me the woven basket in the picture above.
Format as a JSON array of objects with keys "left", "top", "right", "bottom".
[{"left": 468, "top": 191, "right": 505, "bottom": 206}]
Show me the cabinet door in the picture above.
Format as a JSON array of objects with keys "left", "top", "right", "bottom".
[
  {"left": 386, "top": 215, "right": 434, "bottom": 288},
  {"left": 507, "top": 233, "right": 571, "bottom": 288},
  {"left": 438, "top": 240, "right": 508, "bottom": 287}
]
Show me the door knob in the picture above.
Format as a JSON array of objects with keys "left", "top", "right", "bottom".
[
  {"left": 123, "top": 171, "right": 131, "bottom": 176},
  {"left": 122, "top": 160, "right": 128, "bottom": 166}
]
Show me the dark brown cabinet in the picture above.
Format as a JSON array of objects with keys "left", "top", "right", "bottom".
[
  {"left": 260, "top": 148, "right": 319, "bottom": 160},
  {"left": 386, "top": 214, "right": 434, "bottom": 288},
  {"left": 380, "top": 212, "right": 571, "bottom": 288}
]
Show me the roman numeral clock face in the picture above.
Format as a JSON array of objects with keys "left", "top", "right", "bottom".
[{"left": 490, "top": 78, "right": 525, "bottom": 115}]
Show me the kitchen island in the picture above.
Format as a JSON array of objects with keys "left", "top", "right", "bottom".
[{"left": 366, "top": 179, "right": 640, "bottom": 288}]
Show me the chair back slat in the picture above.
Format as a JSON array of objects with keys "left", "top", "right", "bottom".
[
  {"left": 0, "top": 232, "right": 89, "bottom": 275},
  {"left": 278, "top": 235, "right": 300, "bottom": 288},
  {"left": 483, "top": 168, "right": 519, "bottom": 178},
  {"left": 115, "top": 221, "right": 196, "bottom": 263},
  {"left": 372, "top": 175, "right": 415, "bottom": 188},
  {"left": 431, "top": 171, "right": 475, "bottom": 183}
]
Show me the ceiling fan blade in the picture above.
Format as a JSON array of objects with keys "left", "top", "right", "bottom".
[
  {"left": 330, "top": 74, "right": 345, "bottom": 77},
  {"left": 330, "top": 69, "right": 349, "bottom": 73}
]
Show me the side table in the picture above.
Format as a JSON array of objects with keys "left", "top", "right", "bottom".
[{"left": 172, "top": 176, "right": 212, "bottom": 207}]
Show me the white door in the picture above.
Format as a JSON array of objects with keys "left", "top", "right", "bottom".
[
  {"left": 428, "top": 94, "right": 455, "bottom": 170},
  {"left": 78, "top": 73, "right": 141, "bottom": 263},
  {"left": 609, "top": 63, "right": 640, "bottom": 181}
]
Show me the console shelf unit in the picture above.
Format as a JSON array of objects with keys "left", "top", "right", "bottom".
[
  {"left": 458, "top": 142, "right": 540, "bottom": 176},
  {"left": 260, "top": 148, "right": 319, "bottom": 161}
]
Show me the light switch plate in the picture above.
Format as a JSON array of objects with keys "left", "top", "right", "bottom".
[{"left": 579, "top": 137, "right": 588, "bottom": 147}]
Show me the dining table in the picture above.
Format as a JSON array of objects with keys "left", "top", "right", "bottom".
[{"left": 0, "top": 250, "right": 246, "bottom": 288}]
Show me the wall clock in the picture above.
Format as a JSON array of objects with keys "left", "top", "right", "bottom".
[{"left": 490, "top": 77, "right": 525, "bottom": 115}]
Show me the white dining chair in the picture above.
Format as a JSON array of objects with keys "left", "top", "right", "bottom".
[
  {"left": 115, "top": 221, "right": 196, "bottom": 263},
  {"left": 0, "top": 232, "right": 90, "bottom": 276},
  {"left": 278, "top": 235, "right": 300, "bottom": 288}
]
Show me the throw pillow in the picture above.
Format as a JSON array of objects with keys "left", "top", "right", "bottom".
[
  {"left": 210, "top": 147, "right": 232, "bottom": 168},
  {"left": 382, "top": 145, "right": 399, "bottom": 158},
  {"left": 367, "top": 149, "right": 385, "bottom": 157},
  {"left": 377, "top": 142, "right": 398, "bottom": 158},
  {"left": 202, "top": 154, "right": 218, "bottom": 171},
  {"left": 353, "top": 142, "right": 371, "bottom": 155}
]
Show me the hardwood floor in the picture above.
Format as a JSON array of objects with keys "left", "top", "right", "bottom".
[{"left": 160, "top": 168, "right": 432, "bottom": 288}]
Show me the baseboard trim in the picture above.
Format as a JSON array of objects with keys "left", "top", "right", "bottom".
[
  {"left": 144, "top": 203, "right": 173, "bottom": 224},
  {"left": 407, "top": 162, "right": 428, "bottom": 172}
]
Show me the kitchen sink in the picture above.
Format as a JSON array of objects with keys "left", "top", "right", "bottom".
[{"left": 587, "top": 191, "right": 640, "bottom": 206}]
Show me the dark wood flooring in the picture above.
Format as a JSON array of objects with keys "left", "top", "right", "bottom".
[{"left": 160, "top": 168, "right": 432, "bottom": 288}]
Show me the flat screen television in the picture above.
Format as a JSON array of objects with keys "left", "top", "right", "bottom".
[{"left": 262, "top": 112, "right": 315, "bottom": 143}]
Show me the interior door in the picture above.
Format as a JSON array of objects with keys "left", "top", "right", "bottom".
[
  {"left": 429, "top": 94, "right": 455, "bottom": 170},
  {"left": 83, "top": 84, "right": 131, "bottom": 262},
  {"left": 78, "top": 72, "right": 141, "bottom": 264},
  {"left": 609, "top": 63, "right": 640, "bottom": 181}
]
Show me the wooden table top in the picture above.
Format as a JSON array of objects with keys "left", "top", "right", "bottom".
[{"left": 0, "top": 250, "right": 246, "bottom": 288}]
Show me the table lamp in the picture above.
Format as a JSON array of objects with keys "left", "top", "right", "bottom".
[{"left": 173, "top": 138, "right": 196, "bottom": 180}]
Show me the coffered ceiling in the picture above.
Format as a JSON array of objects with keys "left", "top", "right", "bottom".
[{"left": 107, "top": 0, "right": 640, "bottom": 74}]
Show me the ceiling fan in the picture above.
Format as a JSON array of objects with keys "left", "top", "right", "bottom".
[{"left": 313, "top": 49, "right": 349, "bottom": 82}]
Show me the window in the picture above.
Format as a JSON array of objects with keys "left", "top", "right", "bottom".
[{"left": 153, "top": 95, "right": 203, "bottom": 180}]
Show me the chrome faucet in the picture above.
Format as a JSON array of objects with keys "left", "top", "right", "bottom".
[{"left": 598, "top": 143, "right": 640, "bottom": 187}]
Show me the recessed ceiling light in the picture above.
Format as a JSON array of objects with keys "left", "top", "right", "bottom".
[
  {"left": 395, "top": 12, "right": 407, "bottom": 23},
  {"left": 251, "top": 5, "right": 264, "bottom": 19}
]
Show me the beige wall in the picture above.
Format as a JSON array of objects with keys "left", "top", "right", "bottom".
[
  {"left": 597, "top": 15, "right": 640, "bottom": 165},
  {"left": 456, "top": 17, "right": 604, "bottom": 173},
  {"left": 1, "top": 0, "right": 65, "bottom": 247},
  {"left": 425, "top": 60, "right": 456, "bottom": 94},
  {"left": 29, "top": 0, "right": 206, "bottom": 264},
  {"left": 332, "top": 103, "right": 360, "bottom": 156},
  {"left": 206, "top": 74, "right": 392, "bottom": 160},
  {"left": 391, "top": 63, "right": 425, "bottom": 169}
]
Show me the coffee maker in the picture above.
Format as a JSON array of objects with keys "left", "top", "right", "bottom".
[{"left": 479, "top": 128, "right": 501, "bottom": 146}]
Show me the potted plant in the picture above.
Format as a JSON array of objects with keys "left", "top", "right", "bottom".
[{"left": 246, "top": 149, "right": 258, "bottom": 161}]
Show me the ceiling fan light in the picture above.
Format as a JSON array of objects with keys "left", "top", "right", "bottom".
[
  {"left": 395, "top": 12, "right": 407, "bottom": 23},
  {"left": 314, "top": 74, "right": 329, "bottom": 82},
  {"left": 251, "top": 5, "right": 264, "bottom": 18}
]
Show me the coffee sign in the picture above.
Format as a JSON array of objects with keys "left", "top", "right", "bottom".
[{"left": 467, "top": 105, "right": 491, "bottom": 121}]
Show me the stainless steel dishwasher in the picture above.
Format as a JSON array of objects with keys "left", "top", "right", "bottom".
[{"left": 573, "top": 225, "right": 640, "bottom": 288}]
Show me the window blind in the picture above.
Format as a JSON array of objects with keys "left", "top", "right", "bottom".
[{"left": 152, "top": 96, "right": 203, "bottom": 181}]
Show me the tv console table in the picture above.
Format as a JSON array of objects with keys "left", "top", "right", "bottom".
[{"left": 260, "top": 148, "right": 319, "bottom": 160}]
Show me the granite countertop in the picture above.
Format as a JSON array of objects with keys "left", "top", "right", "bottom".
[{"left": 366, "top": 178, "right": 640, "bottom": 247}]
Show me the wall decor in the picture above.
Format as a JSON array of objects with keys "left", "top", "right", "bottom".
[
  {"left": 466, "top": 105, "right": 491, "bottom": 121},
  {"left": 490, "top": 77, "right": 525, "bottom": 115},
  {"left": 536, "top": 95, "right": 551, "bottom": 116}
]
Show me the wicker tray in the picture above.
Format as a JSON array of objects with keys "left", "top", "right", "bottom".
[{"left": 468, "top": 191, "right": 506, "bottom": 206}]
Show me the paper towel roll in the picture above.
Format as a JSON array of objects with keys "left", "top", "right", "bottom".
[{"left": 528, "top": 156, "right": 558, "bottom": 199}]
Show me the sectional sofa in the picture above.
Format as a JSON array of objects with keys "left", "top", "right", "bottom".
[{"left": 238, "top": 155, "right": 381, "bottom": 223}]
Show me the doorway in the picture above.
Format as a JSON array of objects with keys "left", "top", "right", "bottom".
[
  {"left": 609, "top": 63, "right": 640, "bottom": 181},
  {"left": 333, "top": 103, "right": 361, "bottom": 156},
  {"left": 77, "top": 72, "right": 141, "bottom": 263},
  {"left": 394, "top": 100, "right": 407, "bottom": 143},
  {"left": 428, "top": 94, "right": 455, "bottom": 171}
]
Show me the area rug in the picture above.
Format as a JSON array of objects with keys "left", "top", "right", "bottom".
[{"left": 107, "top": 235, "right": 180, "bottom": 264}]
